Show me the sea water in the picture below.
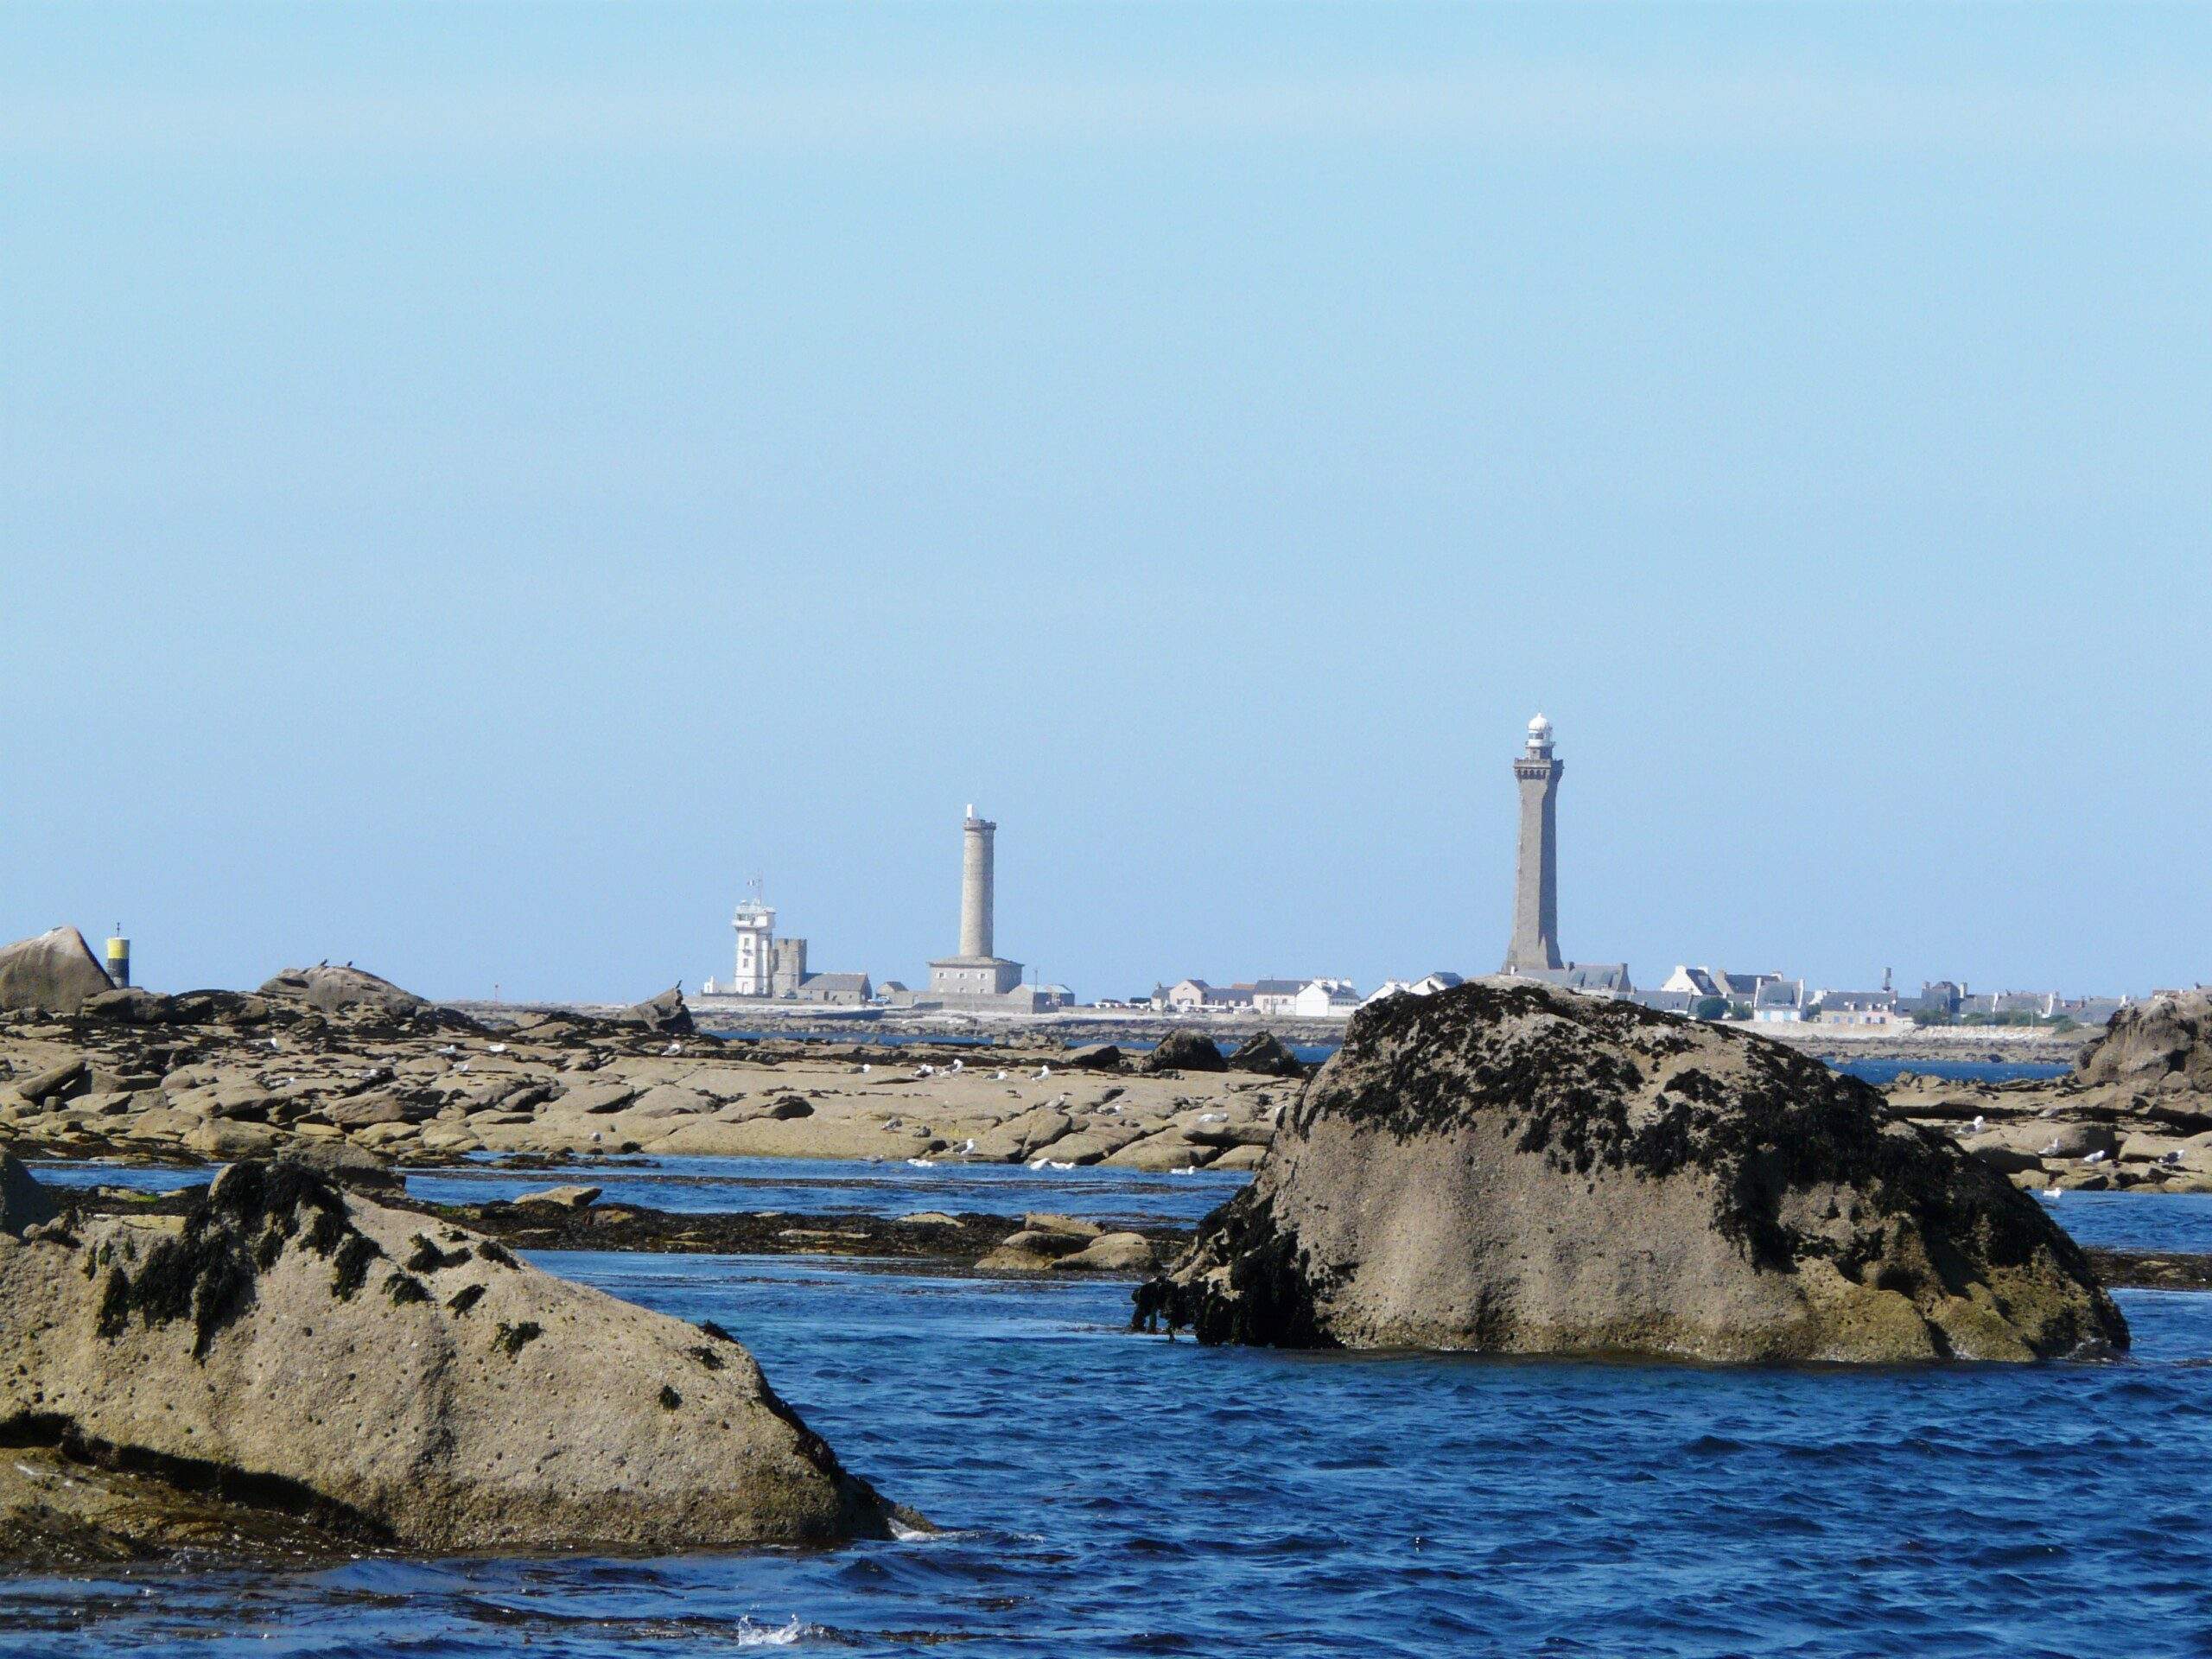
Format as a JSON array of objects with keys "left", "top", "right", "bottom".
[{"left": 5, "top": 1158, "right": 2211, "bottom": 1657}]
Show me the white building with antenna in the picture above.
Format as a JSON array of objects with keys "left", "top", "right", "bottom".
[{"left": 702, "top": 878, "right": 872, "bottom": 1005}]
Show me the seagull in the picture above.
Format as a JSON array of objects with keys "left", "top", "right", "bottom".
[
  {"left": 916, "top": 1064, "right": 935, "bottom": 1078},
  {"left": 960, "top": 1138, "right": 976, "bottom": 1154},
  {"left": 2038, "top": 1140, "right": 2063, "bottom": 1157},
  {"left": 1035, "top": 1065, "right": 1052, "bottom": 1080},
  {"left": 950, "top": 1058, "right": 964, "bottom": 1072},
  {"left": 1970, "top": 1116, "right": 1986, "bottom": 1134},
  {"left": 993, "top": 1070, "right": 1007, "bottom": 1082},
  {"left": 454, "top": 1061, "right": 470, "bottom": 1074},
  {"left": 487, "top": 1042, "right": 508, "bottom": 1054},
  {"left": 665, "top": 1041, "right": 683, "bottom": 1056},
  {"left": 266, "top": 1037, "right": 281, "bottom": 1051},
  {"left": 906, "top": 1157, "right": 934, "bottom": 1168},
  {"left": 861, "top": 1064, "right": 872, "bottom": 1075},
  {"left": 2082, "top": 1150, "right": 2108, "bottom": 1165}
]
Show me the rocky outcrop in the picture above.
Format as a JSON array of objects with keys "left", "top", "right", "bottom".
[
  {"left": 1136, "top": 981, "right": 2126, "bottom": 1363},
  {"left": 1, "top": 1152, "right": 57, "bottom": 1236},
  {"left": 612, "top": 985, "right": 695, "bottom": 1036},
  {"left": 1145, "top": 1031, "right": 1226, "bottom": 1073},
  {"left": 0, "top": 927, "right": 112, "bottom": 1014},
  {"left": 1226, "top": 1031, "right": 1303, "bottom": 1077},
  {"left": 258, "top": 964, "right": 429, "bottom": 1018},
  {"left": 0, "top": 1159, "right": 909, "bottom": 1552},
  {"left": 2075, "top": 990, "right": 2212, "bottom": 1093}
]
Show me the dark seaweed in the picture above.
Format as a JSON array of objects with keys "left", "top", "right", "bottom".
[{"left": 90, "top": 1158, "right": 383, "bottom": 1359}]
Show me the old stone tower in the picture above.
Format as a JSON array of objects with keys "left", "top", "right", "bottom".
[
  {"left": 927, "top": 805, "right": 1025, "bottom": 1001},
  {"left": 1503, "top": 714, "right": 1564, "bottom": 973}
]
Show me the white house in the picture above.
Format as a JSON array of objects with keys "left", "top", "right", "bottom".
[
  {"left": 1751, "top": 978, "right": 1808, "bottom": 1023},
  {"left": 1249, "top": 979, "right": 1312, "bottom": 1019},
  {"left": 1815, "top": 989, "right": 1905, "bottom": 1027},
  {"left": 1292, "top": 979, "right": 1362, "bottom": 1018}
]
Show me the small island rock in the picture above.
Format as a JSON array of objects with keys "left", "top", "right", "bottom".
[{"left": 1136, "top": 980, "right": 2126, "bottom": 1363}]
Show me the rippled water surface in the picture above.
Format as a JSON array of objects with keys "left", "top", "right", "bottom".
[{"left": 9, "top": 1160, "right": 2210, "bottom": 1657}]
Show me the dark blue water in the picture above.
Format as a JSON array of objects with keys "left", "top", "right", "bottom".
[
  {"left": 29, "top": 1156, "right": 1249, "bottom": 1229},
  {"left": 2037, "top": 1189, "right": 2212, "bottom": 1253},
  {"left": 3, "top": 1240, "right": 2209, "bottom": 1658},
  {"left": 1834, "top": 1059, "right": 2072, "bottom": 1086},
  {"left": 16, "top": 1133, "right": 2208, "bottom": 1657}
]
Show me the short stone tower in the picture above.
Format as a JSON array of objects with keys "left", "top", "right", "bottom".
[{"left": 1503, "top": 715, "right": 1564, "bottom": 973}]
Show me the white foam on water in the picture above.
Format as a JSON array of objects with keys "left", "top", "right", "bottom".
[
  {"left": 732, "top": 1614, "right": 810, "bottom": 1645},
  {"left": 889, "top": 1516, "right": 931, "bottom": 1542}
]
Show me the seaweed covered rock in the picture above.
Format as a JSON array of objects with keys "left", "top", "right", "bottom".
[
  {"left": 1145, "top": 1031, "right": 1226, "bottom": 1074},
  {"left": 2075, "top": 990, "right": 2212, "bottom": 1094},
  {"left": 0, "top": 1158, "right": 909, "bottom": 1553},
  {"left": 1135, "top": 980, "right": 2126, "bottom": 1363},
  {"left": 0, "top": 926, "right": 113, "bottom": 1014}
]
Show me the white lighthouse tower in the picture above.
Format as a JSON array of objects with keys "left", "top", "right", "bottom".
[{"left": 730, "top": 878, "right": 776, "bottom": 998}]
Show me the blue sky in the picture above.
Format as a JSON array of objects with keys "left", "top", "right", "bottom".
[{"left": 3, "top": 3, "right": 2206, "bottom": 1003}]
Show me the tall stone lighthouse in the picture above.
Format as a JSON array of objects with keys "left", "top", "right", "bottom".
[
  {"left": 1503, "top": 714, "right": 1565, "bottom": 973},
  {"left": 928, "top": 805, "right": 1026, "bottom": 1001}
]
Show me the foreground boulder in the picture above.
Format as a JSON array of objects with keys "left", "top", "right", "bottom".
[
  {"left": 2075, "top": 990, "right": 2212, "bottom": 1093},
  {"left": 0, "top": 1159, "right": 907, "bottom": 1552},
  {"left": 1136, "top": 981, "right": 2126, "bottom": 1363},
  {"left": 258, "top": 963, "right": 429, "bottom": 1018},
  {"left": 0, "top": 926, "right": 112, "bottom": 1014}
]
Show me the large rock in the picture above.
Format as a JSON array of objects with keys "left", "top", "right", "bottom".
[
  {"left": 2075, "top": 991, "right": 2212, "bottom": 1093},
  {"left": 1145, "top": 1031, "right": 1226, "bottom": 1074},
  {"left": 611, "top": 986, "right": 695, "bottom": 1036},
  {"left": 1135, "top": 981, "right": 2126, "bottom": 1363},
  {"left": 1226, "top": 1030, "right": 1304, "bottom": 1077},
  {"left": 258, "top": 964, "right": 428, "bottom": 1018},
  {"left": 0, "top": 1152, "right": 57, "bottom": 1236},
  {"left": 0, "top": 1159, "right": 907, "bottom": 1550},
  {"left": 0, "top": 927, "right": 113, "bottom": 1014}
]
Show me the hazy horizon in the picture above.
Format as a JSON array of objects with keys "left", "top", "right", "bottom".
[{"left": 5, "top": 4, "right": 2207, "bottom": 1003}]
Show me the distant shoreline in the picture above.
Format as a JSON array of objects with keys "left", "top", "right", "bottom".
[{"left": 446, "top": 997, "right": 2086, "bottom": 1068}]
